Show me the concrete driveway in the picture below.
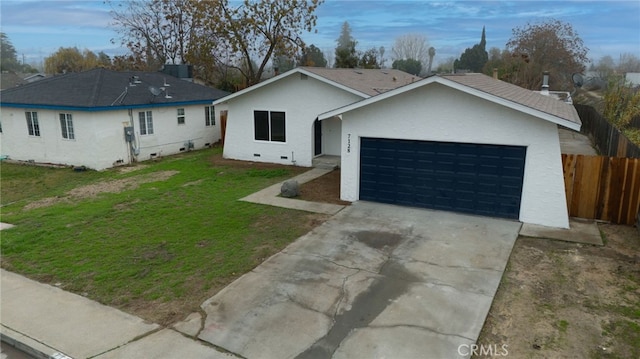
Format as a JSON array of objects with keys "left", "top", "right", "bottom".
[{"left": 197, "top": 201, "right": 521, "bottom": 358}]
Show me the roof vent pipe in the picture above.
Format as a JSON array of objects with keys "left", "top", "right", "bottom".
[
  {"left": 493, "top": 68, "right": 498, "bottom": 79},
  {"left": 541, "top": 71, "right": 550, "bottom": 95}
]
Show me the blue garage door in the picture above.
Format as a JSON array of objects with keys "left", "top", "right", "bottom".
[{"left": 360, "top": 138, "right": 526, "bottom": 219}]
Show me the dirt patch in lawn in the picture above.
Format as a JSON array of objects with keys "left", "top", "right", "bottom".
[
  {"left": 23, "top": 170, "right": 179, "bottom": 210},
  {"left": 298, "top": 169, "right": 351, "bottom": 205},
  {"left": 475, "top": 224, "right": 640, "bottom": 359}
]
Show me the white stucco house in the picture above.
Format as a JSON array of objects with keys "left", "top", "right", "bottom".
[
  {"left": 0, "top": 68, "right": 228, "bottom": 170},
  {"left": 214, "top": 68, "right": 582, "bottom": 228},
  {"left": 213, "top": 67, "right": 419, "bottom": 167}
]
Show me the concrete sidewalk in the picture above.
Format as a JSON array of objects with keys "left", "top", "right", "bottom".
[
  {"left": 0, "top": 269, "right": 235, "bottom": 359},
  {"left": 240, "top": 168, "right": 346, "bottom": 215}
]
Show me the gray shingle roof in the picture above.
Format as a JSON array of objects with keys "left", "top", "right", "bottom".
[
  {"left": 299, "top": 67, "right": 420, "bottom": 96},
  {"left": 0, "top": 68, "right": 229, "bottom": 110},
  {"left": 440, "top": 73, "right": 581, "bottom": 125}
]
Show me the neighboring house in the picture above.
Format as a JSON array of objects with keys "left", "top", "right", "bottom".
[
  {"left": 317, "top": 73, "right": 581, "bottom": 229},
  {"left": 0, "top": 72, "right": 46, "bottom": 90},
  {"left": 0, "top": 68, "right": 228, "bottom": 170},
  {"left": 625, "top": 72, "right": 640, "bottom": 87},
  {"left": 213, "top": 67, "right": 420, "bottom": 167}
]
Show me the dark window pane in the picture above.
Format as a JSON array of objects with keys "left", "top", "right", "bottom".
[
  {"left": 139, "top": 112, "right": 147, "bottom": 134},
  {"left": 205, "top": 106, "right": 211, "bottom": 126},
  {"left": 60, "top": 114, "right": 68, "bottom": 139},
  {"left": 254, "top": 110, "right": 269, "bottom": 141},
  {"left": 146, "top": 111, "right": 153, "bottom": 134},
  {"left": 270, "top": 111, "right": 286, "bottom": 142}
]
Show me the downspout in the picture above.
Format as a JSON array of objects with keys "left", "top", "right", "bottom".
[{"left": 128, "top": 109, "right": 140, "bottom": 162}]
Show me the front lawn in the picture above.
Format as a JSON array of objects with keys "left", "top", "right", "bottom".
[{"left": 0, "top": 149, "right": 325, "bottom": 324}]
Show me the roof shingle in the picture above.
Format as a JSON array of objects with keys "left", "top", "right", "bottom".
[
  {"left": 299, "top": 67, "right": 419, "bottom": 96},
  {"left": 0, "top": 68, "right": 229, "bottom": 109},
  {"left": 440, "top": 73, "right": 580, "bottom": 125}
]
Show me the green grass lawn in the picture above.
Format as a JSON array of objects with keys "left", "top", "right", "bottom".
[{"left": 0, "top": 149, "right": 324, "bottom": 324}]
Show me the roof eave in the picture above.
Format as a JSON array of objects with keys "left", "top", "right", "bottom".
[
  {"left": 0, "top": 99, "right": 216, "bottom": 112},
  {"left": 212, "top": 68, "right": 369, "bottom": 106},
  {"left": 319, "top": 76, "right": 582, "bottom": 131},
  {"left": 435, "top": 77, "right": 582, "bottom": 131},
  {"left": 318, "top": 76, "right": 436, "bottom": 120}
]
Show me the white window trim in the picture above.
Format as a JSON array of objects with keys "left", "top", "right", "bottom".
[
  {"left": 26, "top": 111, "right": 40, "bottom": 137},
  {"left": 177, "top": 108, "right": 186, "bottom": 125},
  {"left": 205, "top": 106, "right": 215, "bottom": 127},
  {"left": 59, "top": 113, "right": 75, "bottom": 140},
  {"left": 139, "top": 110, "right": 154, "bottom": 135}
]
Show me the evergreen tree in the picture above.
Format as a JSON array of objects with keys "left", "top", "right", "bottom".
[
  {"left": 454, "top": 26, "right": 488, "bottom": 72},
  {"left": 1, "top": 33, "right": 21, "bottom": 72},
  {"left": 334, "top": 21, "right": 359, "bottom": 68},
  {"left": 297, "top": 44, "right": 327, "bottom": 67},
  {"left": 359, "top": 47, "right": 380, "bottom": 69},
  {"left": 392, "top": 58, "right": 421, "bottom": 75}
]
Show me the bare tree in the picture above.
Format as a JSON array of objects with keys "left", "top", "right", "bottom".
[
  {"left": 505, "top": 19, "right": 588, "bottom": 90},
  {"left": 435, "top": 56, "right": 456, "bottom": 74},
  {"left": 590, "top": 55, "right": 615, "bottom": 79},
  {"left": 617, "top": 53, "right": 640, "bottom": 73},
  {"left": 109, "top": 0, "right": 194, "bottom": 70},
  {"left": 391, "top": 34, "right": 430, "bottom": 73}
]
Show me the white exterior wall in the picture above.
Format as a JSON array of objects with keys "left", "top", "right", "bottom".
[
  {"left": 339, "top": 83, "right": 570, "bottom": 228},
  {"left": 0, "top": 104, "right": 220, "bottom": 170},
  {"left": 625, "top": 72, "right": 640, "bottom": 86},
  {"left": 222, "top": 74, "right": 362, "bottom": 167},
  {"left": 133, "top": 105, "right": 220, "bottom": 160},
  {"left": 322, "top": 117, "right": 342, "bottom": 156}
]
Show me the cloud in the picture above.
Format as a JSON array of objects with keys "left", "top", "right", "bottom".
[
  {"left": 2, "top": 0, "right": 112, "bottom": 28},
  {"left": 2, "top": 0, "right": 638, "bottom": 68}
]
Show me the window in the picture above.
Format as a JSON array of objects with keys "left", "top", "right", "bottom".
[
  {"left": 254, "top": 110, "right": 286, "bottom": 142},
  {"left": 139, "top": 111, "right": 154, "bottom": 135},
  {"left": 177, "top": 108, "right": 185, "bottom": 125},
  {"left": 26, "top": 111, "right": 40, "bottom": 136},
  {"left": 59, "top": 113, "right": 75, "bottom": 139},
  {"left": 205, "top": 106, "right": 215, "bottom": 126}
]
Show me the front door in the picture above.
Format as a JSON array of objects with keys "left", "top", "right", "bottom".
[{"left": 314, "top": 119, "right": 322, "bottom": 156}]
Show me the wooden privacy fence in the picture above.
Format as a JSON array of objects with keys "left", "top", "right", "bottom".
[
  {"left": 574, "top": 104, "right": 640, "bottom": 158},
  {"left": 562, "top": 154, "right": 640, "bottom": 225}
]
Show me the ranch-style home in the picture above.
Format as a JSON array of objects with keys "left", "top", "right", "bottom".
[
  {"left": 213, "top": 67, "right": 419, "bottom": 167},
  {"left": 0, "top": 68, "right": 228, "bottom": 170},
  {"left": 216, "top": 68, "right": 581, "bottom": 229}
]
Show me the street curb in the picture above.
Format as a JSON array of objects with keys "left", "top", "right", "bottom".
[{"left": 1, "top": 326, "right": 73, "bottom": 359}]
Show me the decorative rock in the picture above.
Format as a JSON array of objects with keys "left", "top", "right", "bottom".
[{"left": 280, "top": 180, "right": 299, "bottom": 198}]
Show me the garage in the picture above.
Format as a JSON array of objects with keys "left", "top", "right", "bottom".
[
  {"left": 359, "top": 138, "right": 526, "bottom": 219},
  {"left": 318, "top": 73, "right": 582, "bottom": 228}
]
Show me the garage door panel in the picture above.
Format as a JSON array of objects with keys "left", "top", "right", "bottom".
[{"left": 359, "top": 138, "right": 526, "bottom": 219}]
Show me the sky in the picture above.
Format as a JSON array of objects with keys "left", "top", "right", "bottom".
[{"left": 1, "top": 0, "right": 639, "bottom": 69}]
